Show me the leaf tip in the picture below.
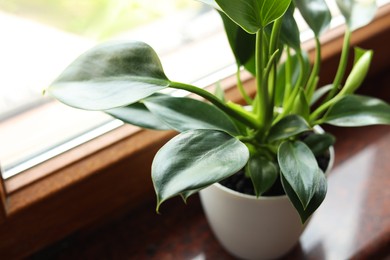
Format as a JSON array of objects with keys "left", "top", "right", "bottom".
[
  {"left": 180, "top": 194, "right": 189, "bottom": 205},
  {"left": 155, "top": 197, "right": 164, "bottom": 214},
  {"left": 299, "top": 214, "right": 310, "bottom": 225}
]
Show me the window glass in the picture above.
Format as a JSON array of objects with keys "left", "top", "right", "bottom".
[{"left": 0, "top": 0, "right": 233, "bottom": 178}]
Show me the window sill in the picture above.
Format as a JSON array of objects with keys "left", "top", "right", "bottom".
[
  {"left": 1, "top": 4, "right": 389, "bottom": 258},
  {"left": 30, "top": 123, "right": 390, "bottom": 259}
]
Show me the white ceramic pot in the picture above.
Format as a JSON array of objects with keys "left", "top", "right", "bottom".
[{"left": 199, "top": 146, "right": 334, "bottom": 260}]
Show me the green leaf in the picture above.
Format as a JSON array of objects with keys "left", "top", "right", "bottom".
[
  {"left": 153, "top": 129, "right": 249, "bottom": 211},
  {"left": 281, "top": 169, "right": 327, "bottom": 223},
  {"left": 48, "top": 41, "right": 170, "bottom": 110},
  {"left": 280, "top": 3, "right": 301, "bottom": 51},
  {"left": 353, "top": 47, "right": 367, "bottom": 65},
  {"left": 278, "top": 141, "right": 320, "bottom": 209},
  {"left": 323, "top": 95, "right": 390, "bottom": 127},
  {"left": 219, "top": 11, "right": 256, "bottom": 74},
  {"left": 336, "top": 0, "right": 377, "bottom": 31},
  {"left": 268, "top": 115, "right": 310, "bottom": 142},
  {"left": 293, "top": 0, "right": 331, "bottom": 36},
  {"left": 302, "top": 133, "right": 335, "bottom": 156},
  {"left": 340, "top": 48, "right": 373, "bottom": 95},
  {"left": 215, "top": 0, "right": 292, "bottom": 33},
  {"left": 246, "top": 155, "right": 278, "bottom": 197},
  {"left": 105, "top": 102, "right": 170, "bottom": 130},
  {"left": 144, "top": 95, "right": 239, "bottom": 134}
]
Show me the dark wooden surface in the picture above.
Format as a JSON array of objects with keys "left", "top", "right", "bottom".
[
  {"left": 29, "top": 74, "right": 390, "bottom": 259},
  {"left": 0, "top": 169, "right": 6, "bottom": 223}
]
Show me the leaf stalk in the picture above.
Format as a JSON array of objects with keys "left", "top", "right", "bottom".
[{"left": 169, "top": 81, "right": 260, "bottom": 129}]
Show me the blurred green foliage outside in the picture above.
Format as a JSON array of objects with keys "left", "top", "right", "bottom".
[{"left": 0, "top": 0, "right": 198, "bottom": 39}]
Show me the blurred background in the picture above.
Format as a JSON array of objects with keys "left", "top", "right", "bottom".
[{"left": 0, "top": 0, "right": 234, "bottom": 178}]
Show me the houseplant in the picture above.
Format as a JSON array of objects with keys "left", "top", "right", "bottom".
[{"left": 46, "top": 0, "right": 390, "bottom": 258}]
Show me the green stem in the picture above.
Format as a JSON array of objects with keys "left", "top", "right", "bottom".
[
  {"left": 309, "top": 94, "right": 342, "bottom": 122},
  {"left": 283, "top": 47, "right": 293, "bottom": 107},
  {"left": 268, "top": 18, "right": 282, "bottom": 110},
  {"left": 274, "top": 84, "right": 300, "bottom": 124},
  {"left": 169, "top": 81, "right": 260, "bottom": 129},
  {"left": 324, "top": 28, "right": 351, "bottom": 102},
  {"left": 236, "top": 67, "right": 253, "bottom": 105},
  {"left": 305, "top": 37, "right": 321, "bottom": 102},
  {"left": 294, "top": 50, "right": 306, "bottom": 89},
  {"left": 269, "top": 61, "right": 277, "bottom": 111},
  {"left": 269, "top": 18, "right": 283, "bottom": 56},
  {"left": 263, "top": 51, "right": 280, "bottom": 125},
  {"left": 255, "top": 29, "right": 268, "bottom": 130},
  {"left": 263, "top": 50, "right": 280, "bottom": 90}
]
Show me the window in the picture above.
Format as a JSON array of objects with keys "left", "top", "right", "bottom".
[
  {"left": 0, "top": 2, "right": 389, "bottom": 258},
  {"left": 0, "top": 0, "right": 234, "bottom": 179},
  {"left": 2, "top": 0, "right": 389, "bottom": 179}
]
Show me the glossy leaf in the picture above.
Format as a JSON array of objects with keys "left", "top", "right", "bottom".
[
  {"left": 353, "top": 47, "right": 367, "bottom": 65},
  {"left": 105, "top": 102, "right": 170, "bottom": 130},
  {"left": 246, "top": 155, "right": 278, "bottom": 197},
  {"left": 281, "top": 169, "right": 327, "bottom": 223},
  {"left": 268, "top": 115, "right": 310, "bottom": 142},
  {"left": 293, "top": 0, "right": 331, "bottom": 36},
  {"left": 336, "top": 0, "right": 377, "bottom": 31},
  {"left": 323, "top": 95, "right": 390, "bottom": 127},
  {"left": 48, "top": 41, "right": 169, "bottom": 110},
  {"left": 302, "top": 133, "right": 335, "bottom": 156},
  {"left": 219, "top": 11, "right": 256, "bottom": 74},
  {"left": 144, "top": 95, "right": 238, "bottom": 134},
  {"left": 215, "top": 0, "right": 292, "bottom": 33},
  {"left": 340, "top": 48, "right": 373, "bottom": 95},
  {"left": 153, "top": 129, "right": 249, "bottom": 211},
  {"left": 280, "top": 3, "right": 301, "bottom": 51},
  {"left": 278, "top": 141, "right": 320, "bottom": 209}
]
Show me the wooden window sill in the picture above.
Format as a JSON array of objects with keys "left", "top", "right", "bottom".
[
  {"left": 0, "top": 4, "right": 389, "bottom": 259},
  {"left": 30, "top": 114, "right": 390, "bottom": 259}
]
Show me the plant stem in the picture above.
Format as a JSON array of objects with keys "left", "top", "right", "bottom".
[
  {"left": 259, "top": 50, "right": 279, "bottom": 130},
  {"left": 263, "top": 50, "right": 280, "bottom": 91},
  {"left": 294, "top": 51, "right": 306, "bottom": 89},
  {"left": 324, "top": 28, "right": 351, "bottom": 102},
  {"left": 309, "top": 94, "right": 342, "bottom": 122},
  {"left": 305, "top": 37, "right": 321, "bottom": 102},
  {"left": 283, "top": 47, "right": 293, "bottom": 107},
  {"left": 236, "top": 67, "right": 253, "bottom": 105},
  {"left": 268, "top": 18, "right": 282, "bottom": 110},
  {"left": 169, "top": 81, "right": 260, "bottom": 129},
  {"left": 255, "top": 29, "right": 269, "bottom": 131},
  {"left": 269, "top": 18, "right": 282, "bottom": 56},
  {"left": 275, "top": 84, "right": 300, "bottom": 123}
]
